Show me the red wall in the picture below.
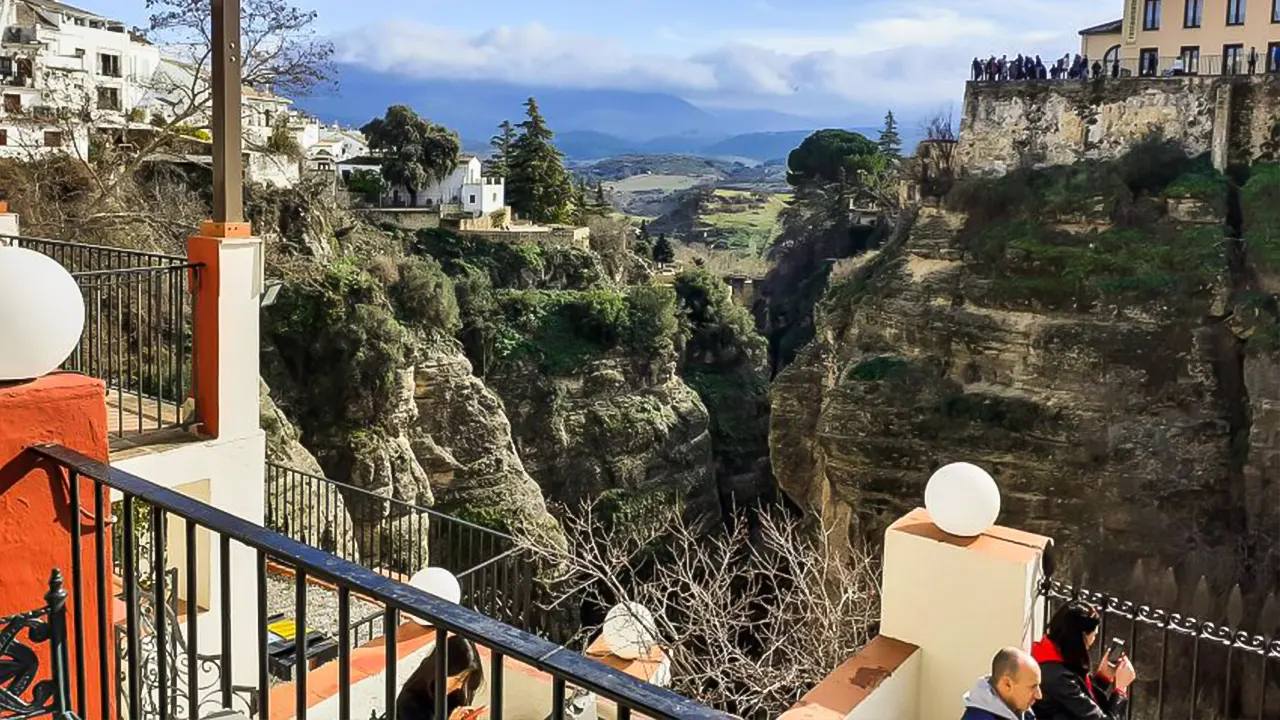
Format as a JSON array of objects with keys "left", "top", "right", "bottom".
[{"left": 0, "top": 373, "right": 114, "bottom": 719}]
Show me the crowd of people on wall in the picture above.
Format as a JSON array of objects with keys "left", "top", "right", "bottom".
[{"left": 972, "top": 54, "right": 1112, "bottom": 83}]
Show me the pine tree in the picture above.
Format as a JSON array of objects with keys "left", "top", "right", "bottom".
[
  {"left": 572, "top": 177, "right": 590, "bottom": 224},
  {"left": 488, "top": 120, "right": 517, "bottom": 178},
  {"left": 653, "top": 232, "right": 676, "bottom": 265},
  {"left": 507, "top": 97, "right": 574, "bottom": 223},
  {"left": 877, "top": 111, "right": 903, "bottom": 159},
  {"left": 639, "top": 220, "right": 650, "bottom": 240},
  {"left": 594, "top": 183, "right": 609, "bottom": 213}
]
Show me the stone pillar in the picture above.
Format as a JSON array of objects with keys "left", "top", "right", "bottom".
[
  {"left": 188, "top": 221, "right": 263, "bottom": 439},
  {"left": 0, "top": 374, "right": 114, "bottom": 720},
  {"left": 1212, "top": 83, "right": 1233, "bottom": 173},
  {"left": 879, "top": 508, "right": 1050, "bottom": 720}
]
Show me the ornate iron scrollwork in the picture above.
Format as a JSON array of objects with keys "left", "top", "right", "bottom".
[
  {"left": 116, "top": 568, "right": 257, "bottom": 720},
  {"left": 0, "top": 570, "right": 74, "bottom": 720}
]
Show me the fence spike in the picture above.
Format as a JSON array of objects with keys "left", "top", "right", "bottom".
[
  {"left": 1192, "top": 575, "right": 1213, "bottom": 619},
  {"left": 1157, "top": 566, "right": 1178, "bottom": 608},
  {"left": 1128, "top": 558, "right": 1147, "bottom": 596},
  {"left": 1228, "top": 584, "right": 1244, "bottom": 628},
  {"left": 1261, "top": 591, "right": 1280, "bottom": 637}
]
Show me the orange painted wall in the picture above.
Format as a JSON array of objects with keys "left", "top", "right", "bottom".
[{"left": 0, "top": 374, "right": 115, "bottom": 720}]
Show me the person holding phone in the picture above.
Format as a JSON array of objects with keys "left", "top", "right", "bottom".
[{"left": 1030, "top": 600, "right": 1137, "bottom": 719}]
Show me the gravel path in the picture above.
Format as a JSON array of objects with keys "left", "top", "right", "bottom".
[{"left": 266, "top": 572, "right": 384, "bottom": 643}]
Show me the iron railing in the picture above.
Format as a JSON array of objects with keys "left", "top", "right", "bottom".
[
  {"left": 0, "top": 570, "right": 75, "bottom": 720},
  {"left": 971, "top": 53, "right": 1280, "bottom": 82},
  {"left": 33, "top": 444, "right": 718, "bottom": 720},
  {"left": 1040, "top": 577, "right": 1280, "bottom": 719},
  {"left": 264, "top": 463, "right": 536, "bottom": 631},
  {"left": 2, "top": 235, "right": 200, "bottom": 439}
]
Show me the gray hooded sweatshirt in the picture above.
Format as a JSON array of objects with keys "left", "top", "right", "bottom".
[{"left": 962, "top": 676, "right": 1033, "bottom": 720}]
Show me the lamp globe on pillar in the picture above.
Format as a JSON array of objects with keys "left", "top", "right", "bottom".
[
  {"left": 924, "top": 462, "right": 1001, "bottom": 537},
  {"left": 405, "top": 567, "right": 462, "bottom": 625},
  {"left": 0, "top": 246, "right": 85, "bottom": 382},
  {"left": 602, "top": 601, "right": 658, "bottom": 660}
]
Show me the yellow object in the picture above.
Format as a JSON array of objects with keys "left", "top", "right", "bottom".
[{"left": 268, "top": 618, "right": 308, "bottom": 641}]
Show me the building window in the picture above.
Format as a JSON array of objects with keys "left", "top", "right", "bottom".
[
  {"left": 1269, "top": 42, "right": 1280, "bottom": 71},
  {"left": 1180, "top": 46, "right": 1201, "bottom": 73},
  {"left": 88, "top": 20, "right": 103, "bottom": 29},
  {"left": 1140, "top": 48, "right": 1160, "bottom": 75},
  {"left": 1227, "top": 0, "right": 1246, "bottom": 24},
  {"left": 1274, "top": 0, "right": 1280, "bottom": 21},
  {"left": 1104, "top": 45, "right": 1122, "bottom": 73},
  {"left": 2, "top": 94, "right": 19, "bottom": 114},
  {"left": 1185, "top": 0, "right": 1204, "bottom": 25},
  {"left": 1225, "top": 44, "right": 1245, "bottom": 73},
  {"left": 43, "top": 131, "right": 63, "bottom": 148},
  {"left": 0, "top": 129, "right": 7, "bottom": 146},
  {"left": 0, "top": 57, "right": 10, "bottom": 76},
  {"left": 97, "top": 53, "right": 120, "bottom": 77},
  {"left": 96, "top": 87, "right": 120, "bottom": 111},
  {"left": 469, "top": 194, "right": 477, "bottom": 204},
  {"left": 1144, "top": 0, "right": 1162, "bottom": 28}
]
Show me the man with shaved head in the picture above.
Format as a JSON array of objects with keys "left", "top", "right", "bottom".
[{"left": 961, "top": 647, "right": 1042, "bottom": 719}]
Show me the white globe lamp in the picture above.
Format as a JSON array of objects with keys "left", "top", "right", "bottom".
[
  {"left": 0, "top": 247, "right": 84, "bottom": 381},
  {"left": 602, "top": 601, "right": 657, "bottom": 660},
  {"left": 405, "top": 567, "right": 462, "bottom": 625},
  {"left": 924, "top": 462, "right": 1001, "bottom": 537}
]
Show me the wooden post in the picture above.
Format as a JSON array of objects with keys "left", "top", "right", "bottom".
[{"left": 211, "top": 0, "right": 243, "bottom": 224}]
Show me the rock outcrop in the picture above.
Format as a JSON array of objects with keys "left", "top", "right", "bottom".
[
  {"left": 771, "top": 177, "right": 1279, "bottom": 594},
  {"left": 260, "top": 380, "right": 356, "bottom": 558},
  {"left": 411, "top": 344, "right": 566, "bottom": 546},
  {"left": 487, "top": 355, "right": 716, "bottom": 515}
]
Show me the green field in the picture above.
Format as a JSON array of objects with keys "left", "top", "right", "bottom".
[{"left": 698, "top": 189, "right": 791, "bottom": 256}]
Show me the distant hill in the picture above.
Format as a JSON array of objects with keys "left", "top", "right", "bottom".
[
  {"left": 574, "top": 154, "right": 743, "bottom": 182},
  {"left": 301, "top": 63, "right": 923, "bottom": 163}
]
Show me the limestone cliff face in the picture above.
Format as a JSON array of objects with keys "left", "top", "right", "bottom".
[
  {"left": 770, "top": 203, "right": 1270, "bottom": 589},
  {"left": 958, "top": 77, "right": 1280, "bottom": 176},
  {"left": 260, "top": 380, "right": 356, "bottom": 557},
  {"left": 487, "top": 356, "right": 716, "bottom": 514},
  {"left": 410, "top": 344, "right": 565, "bottom": 545}
]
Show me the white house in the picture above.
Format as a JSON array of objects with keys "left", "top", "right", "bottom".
[
  {"left": 338, "top": 154, "right": 505, "bottom": 215},
  {"left": 307, "top": 124, "right": 368, "bottom": 173},
  {"left": 0, "top": 0, "right": 159, "bottom": 158}
]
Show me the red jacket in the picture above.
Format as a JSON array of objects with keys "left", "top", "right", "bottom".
[{"left": 1029, "top": 637, "right": 1127, "bottom": 720}]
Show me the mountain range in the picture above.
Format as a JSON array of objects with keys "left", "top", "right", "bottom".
[{"left": 299, "top": 64, "right": 919, "bottom": 163}]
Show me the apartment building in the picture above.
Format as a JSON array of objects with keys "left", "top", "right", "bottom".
[
  {"left": 0, "top": 0, "right": 159, "bottom": 158},
  {"left": 1081, "top": 0, "right": 1280, "bottom": 75}
]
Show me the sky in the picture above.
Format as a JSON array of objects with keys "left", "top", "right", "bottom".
[{"left": 90, "top": 0, "right": 1121, "bottom": 121}]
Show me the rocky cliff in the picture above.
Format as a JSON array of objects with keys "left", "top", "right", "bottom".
[
  {"left": 771, "top": 147, "right": 1280, "bottom": 596},
  {"left": 488, "top": 355, "right": 715, "bottom": 512}
]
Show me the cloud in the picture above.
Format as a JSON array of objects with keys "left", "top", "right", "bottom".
[{"left": 333, "top": 0, "right": 1117, "bottom": 117}]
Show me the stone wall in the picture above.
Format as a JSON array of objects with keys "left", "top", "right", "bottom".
[{"left": 958, "top": 76, "right": 1280, "bottom": 175}]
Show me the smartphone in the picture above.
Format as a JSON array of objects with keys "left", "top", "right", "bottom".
[{"left": 1106, "top": 637, "right": 1126, "bottom": 665}]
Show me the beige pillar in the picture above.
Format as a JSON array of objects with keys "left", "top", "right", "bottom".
[{"left": 879, "top": 508, "right": 1050, "bottom": 720}]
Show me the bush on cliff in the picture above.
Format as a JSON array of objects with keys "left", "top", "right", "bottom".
[
  {"left": 486, "top": 286, "right": 683, "bottom": 374},
  {"left": 948, "top": 142, "right": 1227, "bottom": 312},
  {"left": 1243, "top": 164, "right": 1280, "bottom": 275}
]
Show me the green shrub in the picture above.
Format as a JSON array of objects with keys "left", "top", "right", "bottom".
[
  {"left": 850, "top": 356, "right": 909, "bottom": 382},
  {"left": 1244, "top": 164, "right": 1280, "bottom": 275},
  {"left": 390, "top": 256, "right": 460, "bottom": 333}
]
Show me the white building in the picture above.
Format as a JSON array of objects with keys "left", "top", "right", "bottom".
[
  {"left": 338, "top": 154, "right": 506, "bottom": 215},
  {"left": 0, "top": 0, "right": 159, "bottom": 158},
  {"left": 307, "top": 123, "right": 368, "bottom": 173}
]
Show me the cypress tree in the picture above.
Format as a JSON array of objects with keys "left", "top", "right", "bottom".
[
  {"left": 507, "top": 97, "right": 574, "bottom": 223},
  {"left": 878, "top": 110, "right": 903, "bottom": 159}
]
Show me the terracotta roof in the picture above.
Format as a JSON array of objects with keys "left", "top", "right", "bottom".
[{"left": 1079, "top": 18, "right": 1123, "bottom": 35}]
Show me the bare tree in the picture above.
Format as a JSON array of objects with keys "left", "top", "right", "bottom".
[
  {"left": 917, "top": 108, "right": 959, "bottom": 198},
  {"left": 516, "top": 500, "right": 880, "bottom": 719}
]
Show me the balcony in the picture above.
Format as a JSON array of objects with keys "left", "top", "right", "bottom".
[
  {"left": 0, "top": 234, "right": 200, "bottom": 448},
  {"left": 3, "top": 443, "right": 724, "bottom": 720}
]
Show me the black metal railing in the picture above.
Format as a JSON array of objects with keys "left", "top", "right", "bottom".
[
  {"left": 264, "top": 463, "right": 536, "bottom": 631},
  {"left": 33, "top": 444, "right": 725, "bottom": 720},
  {"left": 971, "top": 53, "right": 1280, "bottom": 82},
  {"left": 0, "top": 570, "right": 76, "bottom": 720},
  {"left": 1040, "top": 577, "right": 1280, "bottom": 719},
  {"left": 1, "top": 235, "right": 200, "bottom": 439}
]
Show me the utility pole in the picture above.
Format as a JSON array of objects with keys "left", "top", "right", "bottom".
[{"left": 210, "top": 0, "right": 243, "bottom": 224}]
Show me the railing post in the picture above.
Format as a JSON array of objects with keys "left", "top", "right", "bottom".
[
  {"left": 187, "top": 222, "right": 261, "bottom": 439},
  {"left": 45, "top": 569, "right": 75, "bottom": 720}
]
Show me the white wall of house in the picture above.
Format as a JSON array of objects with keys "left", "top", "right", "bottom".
[
  {"left": 0, "top": 121, "right": 89, "bottom": 159},
  {"left": 462, "top": 177, "right": 505, "bottom": 214}
]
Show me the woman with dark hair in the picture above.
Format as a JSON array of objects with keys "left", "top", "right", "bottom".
[
  {"left": 1030, "top": 601, "right": 1137, "bottom": 719},
  {"left": 397, "top": 633, "right": 486, "bottom": 720}
]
